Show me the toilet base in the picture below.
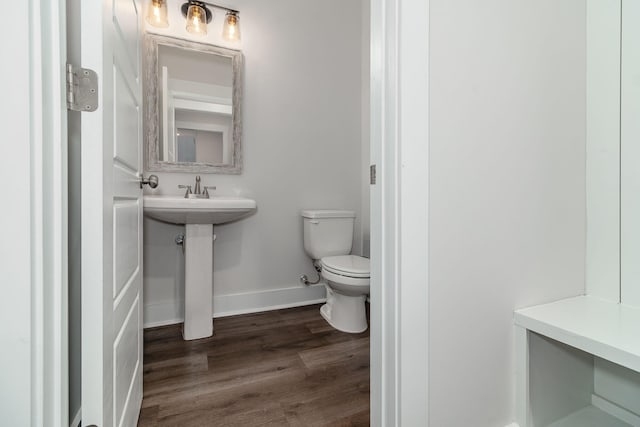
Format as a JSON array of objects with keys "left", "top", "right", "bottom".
[{"left": 320, "top": 287, "right": 368, "bottom": 333}]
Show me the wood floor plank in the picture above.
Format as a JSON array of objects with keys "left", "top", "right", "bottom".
[
  {"left": 276, "top": 355, "right": 370, "bottom": 415},
  {"left": 282, "top": 382, "right": 369, "bottom": 427},
  {"left": 143, "top": 353, "right": 208, "bottom": 383},
  {"left": 298, "top": 337, "right": 370, "bottom": 369},
  {"left": 139, "top": 304, "right": 370, "bottom": 426},
  {"left": 155, "top": 369, "right": 302, "bottom": 425},
  {"left": 138, "top": 405, "right": 159, "bottom": 427},
  {"left": 143, "top": 353, "right": 305, "bottom": 407},
  {"left": 329, "top": 409, "right": 370, "bottom": 427},
  {"left": 306, "top": 319, "right": 336, "bottom": 334}
]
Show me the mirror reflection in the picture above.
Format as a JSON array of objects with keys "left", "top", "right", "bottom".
[
  {"left": 145, "top": 34, "right": 243, "bottom": 173},
  {"left": 158, "top": 45, "right": 232, "bottom": 164}
]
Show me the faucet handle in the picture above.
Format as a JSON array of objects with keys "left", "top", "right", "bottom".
[
  {"left": 178, "top": 185, "right": 192, "bottom": 198},
  {"left": 203, "top": 186, "right": 216, "bottom": 198}
]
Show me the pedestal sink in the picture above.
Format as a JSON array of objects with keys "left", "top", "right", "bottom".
[{"left": 144, "top": 195, "right": 257, "bottom": 340}]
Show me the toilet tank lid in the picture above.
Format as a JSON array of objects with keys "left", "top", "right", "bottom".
[{"left": 301, "top": 210, "right": 356, "bottom": 219}]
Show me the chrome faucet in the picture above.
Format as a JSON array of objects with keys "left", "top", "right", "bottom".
[
  {"left": 178, "top": 176, "right": 215, "bottom": 198},
  {"left": 194, "top": 176, "right": 201, "bottom": 195}
]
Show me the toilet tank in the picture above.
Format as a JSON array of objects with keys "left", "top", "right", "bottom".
[{"left": 302, "top": 210, "right": 356, "bottom": 260}]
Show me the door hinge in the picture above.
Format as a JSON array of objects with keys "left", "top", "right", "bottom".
[
  {"left": 66, "top": 63, "right": 99, "bottom": 112},
  {"left": 370, "top": 164, "right": 377, "bottom": 185}
]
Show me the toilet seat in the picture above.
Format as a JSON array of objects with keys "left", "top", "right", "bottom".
[
  {"left": 321, "top": 268, "right": 370, "bottom": 290},
  {"left": 321, "top": 255, "right": 370, "bottom": 278}
]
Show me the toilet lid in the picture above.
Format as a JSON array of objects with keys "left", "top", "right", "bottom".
[{"left": 322, "top": 255, "right": 370, "bottom": 278}]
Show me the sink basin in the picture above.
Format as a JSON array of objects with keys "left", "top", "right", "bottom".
[{"left": 144, "top": 195, "right": 257, "bottom": 225}]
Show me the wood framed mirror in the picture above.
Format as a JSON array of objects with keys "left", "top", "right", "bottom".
[{"left": 144, "top": 34, "right": 243, "bottom": 173}]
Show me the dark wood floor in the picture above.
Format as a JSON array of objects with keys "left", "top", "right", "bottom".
[{"left": 138, "top": 304, "right": 370, "bottom": 426}]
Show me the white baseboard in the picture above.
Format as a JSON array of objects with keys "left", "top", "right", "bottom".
[
  {"left": 69, "top": 408, "right": 81, "bottom": 427},
  {"left": 592, "top": 394, "right": 640, "bottom": 426},
  {"left": 143, "top": 283, "right": 327, "bottom": 328},
  {"left": 144, "top": 300, "right": 183, "bottom": 328}
]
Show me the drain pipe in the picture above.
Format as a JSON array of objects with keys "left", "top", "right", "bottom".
[
  {"left": 175, "top": 233, "right": 185, "bottom": 254},
  {"left": 300, "top": 260, "right": 322, "bottom": 285},
  {"left": 175, "top": 232, "right": 216, "bottom": 255}
]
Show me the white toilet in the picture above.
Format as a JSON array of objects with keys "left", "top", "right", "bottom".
[{"left": 302, "top": 210, "right": 370, "bottom": 333}]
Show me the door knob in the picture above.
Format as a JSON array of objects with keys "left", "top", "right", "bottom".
[{"left": 140, "top": 174, "right": 159, "bottom": 189}]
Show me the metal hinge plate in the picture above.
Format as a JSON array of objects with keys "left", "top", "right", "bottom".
[
  {"left": 66, "top": 63, "right": 98, "bottom": 112},
  {"left": 370, "top": 164, "right": 377, "bottom": 185}
]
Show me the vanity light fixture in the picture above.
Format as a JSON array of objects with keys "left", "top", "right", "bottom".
[
  {"left": 182, "top": 1, "right": 212, "bottom": 35},
  {"left": 147, "top": 0, "right": 241, "bottom": 40},
  {"left": 148, "top": 0, "right": 240, "bottom": 41},
  {"left": 222, "top": 10, "right": 240, "bottom": 41},
  {"left": 146, "top": 0, "right": 169, "bottom": 28}
]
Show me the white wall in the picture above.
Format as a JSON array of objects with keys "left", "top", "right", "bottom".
[
  {"left": 585, "top": 0, "right": 621, "bottom": 303},
  {"left": 0, "top": 1, "right": 34, "bottom": 423},
  {"left": 428, "top": 1, "right": 587, "bottom": 426},
  {"left": 143, "top": 0, "right": 368, "bottom": 326},
  {"left": 620, "top": 0, "right": 640, "bottom": 308}
]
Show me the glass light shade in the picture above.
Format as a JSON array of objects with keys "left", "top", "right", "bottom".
[
  {"left": 222, "top": 12, "right": 240, "bottom": 42},
  {"left": 186, "top": 4, "right": 207, "bottom": 35},
  {"left": 146, "top": 0, "right": 169, "bottom": 28}
]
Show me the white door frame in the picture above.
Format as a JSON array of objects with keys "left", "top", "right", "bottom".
[
  {"left": 370, "top": 0, "right": 430, "bottom": 425},
  {"left": 0, "top": 0, "right": 68, "bottom": 426},
  {"left": 5, "top": 0, "right": 430, "bottom": 424}
]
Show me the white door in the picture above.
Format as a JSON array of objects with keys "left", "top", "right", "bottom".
[{"left": 79, "top": 1, "right": 144, "bottom": 426}]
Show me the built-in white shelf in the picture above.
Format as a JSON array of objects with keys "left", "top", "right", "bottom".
[
  {"left": 515, "top": 295, "right": 640, "bottom": 374},
  {"left": 547, "top": 405, "right": 630, "bottom": 427},
  {"left": 515, "top": 295, "right": 640, "bottom": 427}
]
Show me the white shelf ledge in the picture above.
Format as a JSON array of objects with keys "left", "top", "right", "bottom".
[
  {"left": 547, "top": 405, "right": 630, "bottom": 427},
  {"left": 515, "top": 295, "right": 640, "bottom": 373}
]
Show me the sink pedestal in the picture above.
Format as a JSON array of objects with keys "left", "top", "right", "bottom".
[
  {"left": 183, "top": 224, "right": 213, "bottom": 340},
  {"left": 143, "top": 195, "right": 257, "bottom": 341}
]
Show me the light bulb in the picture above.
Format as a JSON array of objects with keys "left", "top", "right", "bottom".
[
  {"left": 146, "top": 0, "right": 169, "bottom": 28},
  {"left": 222, "top": 11, "right": 240, "bottom": 42},
  {"left": 186, "top": 4, "right": 207, "bottom": 35}
]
